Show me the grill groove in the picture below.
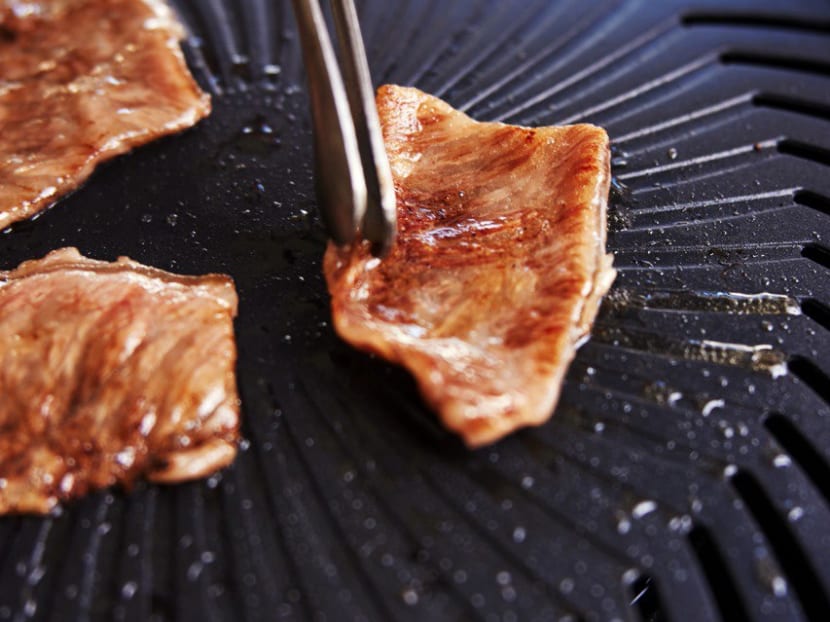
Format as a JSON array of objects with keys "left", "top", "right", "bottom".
[
  {"left": 688, "top": 524, "right": 753, "bottom": 622},
  {"left": 731, "top": 469, "right": 830, "bottom": 621}
]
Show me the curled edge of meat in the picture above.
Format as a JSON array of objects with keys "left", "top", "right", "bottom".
[
  {"left": 325, "top": 85, "right": 616, "bottom": 448},
  {"left": 0, "top": 248, "right": 239, "bottom": 514}
]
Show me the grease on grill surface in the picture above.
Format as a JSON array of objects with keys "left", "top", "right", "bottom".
[
  {"left": 325, "top": 85, "right": 615, "bottom": 448},
  {"left": 0, "top": 0, "right": 210, "bottom": 230},
  {"left": 0, "top": 248, "right": 239, "bottom": 514}
]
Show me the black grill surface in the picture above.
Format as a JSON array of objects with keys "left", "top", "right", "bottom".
[{"left": 1, "top": 0, "right": 830, "bottom": 620}]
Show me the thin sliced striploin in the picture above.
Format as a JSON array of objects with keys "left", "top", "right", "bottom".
[
  {"left": 0, "top": 0, "right": 210, "bottom": 230},
  {"left": 325, "top": 85, "right": 615, "bottom": 447},
  {"left": 0, "top": 248, "right": 239, "bottom": 514}
]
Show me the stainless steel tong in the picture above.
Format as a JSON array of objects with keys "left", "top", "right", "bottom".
[{"left": 291, "top": 0, "right": 396, "bottom": 255}]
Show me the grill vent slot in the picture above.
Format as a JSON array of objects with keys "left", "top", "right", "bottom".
[
  {"left": 794, "top": 190, "right": 830, "bottom": 217},
  {"left": 730, "top": 469, "right": 830, "bottom": 621},
  {"left": 788, "top": 356, "right": 830, "bottom": 406},
  {"left": 682, "top": 12, "right": 830, "bottom": 34},
  {"left": 777, "top": 140, "right": 830, "bottom": 168},
  {"left": 687, "top": 525, "right": 751, "bottom": 622},
  {"left": 753, "top": 94, "right": 830, "bottom": 123},
  {"left": 721, "top": 51, "right": 830, "bottom": 78},
  {"left": 802, "top": 243, "right": 830, "bottom": 271},
  {"left": 765, "top": 414, "right": 830, "bottom": 508},
  {"left": 628, "top": 574, "right": 667, "bottom": 622},
  {"left": 801, "top": 299, "right": 830, "bottom": 333}
]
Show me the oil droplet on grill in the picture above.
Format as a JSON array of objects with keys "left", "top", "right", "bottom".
[
  {"left": 756, "top": 556, "right": 787, "bottom": 597},
  {"left": 121, "top": 581, "right": 138, "bottom": 599},
  {"left": 232, "top": 115, "right": 282, "bottom": 155},
  {"left": 401, "top": 586, "right": 419, "bottom": 605}
]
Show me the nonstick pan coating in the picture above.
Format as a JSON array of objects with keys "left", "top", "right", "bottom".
[{"left": 1, "top": 0, "right": 829, "bottom": 620}]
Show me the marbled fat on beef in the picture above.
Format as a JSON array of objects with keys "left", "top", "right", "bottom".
[
  {"left": 0, "top": 248, "right": 239, "bottom": 514},
  {"left": 325, "top": 85, "right": 615, "bottom": 447},
  {"left": 0, "top": 0, "right": 210, "bottom": 229}
]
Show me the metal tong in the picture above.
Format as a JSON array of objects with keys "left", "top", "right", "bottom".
[{"left": 291, "top": 0, "right": 396, "bottom": 255}]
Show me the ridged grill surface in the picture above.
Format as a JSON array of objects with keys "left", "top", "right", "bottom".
[{"left": 1, "top": 0, "right": 830, "bottom": 620}]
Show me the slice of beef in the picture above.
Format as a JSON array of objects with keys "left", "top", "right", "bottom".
[
  {"left": 0, "top": 248, "right": 239, "bottom": 514},
  {"left": 0, "top": 0, "right": 210, "bottom": 230},
  {"left": 325, "top": 85, "right": 615, "bottom": 447}
]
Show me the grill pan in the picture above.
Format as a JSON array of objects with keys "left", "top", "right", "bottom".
[{"left": 1, "top": 0, "right": 830, "bottom": 620}]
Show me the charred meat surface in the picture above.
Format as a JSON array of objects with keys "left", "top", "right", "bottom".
[
  {"left": 0, "top": 248, "right": 239, "bottom": 514},
  {"left": 0, "top": 0, "right": 210, "bottom": 230},
  {"left": 325, "top": 85, "right": 615, "bottom": 447}
]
